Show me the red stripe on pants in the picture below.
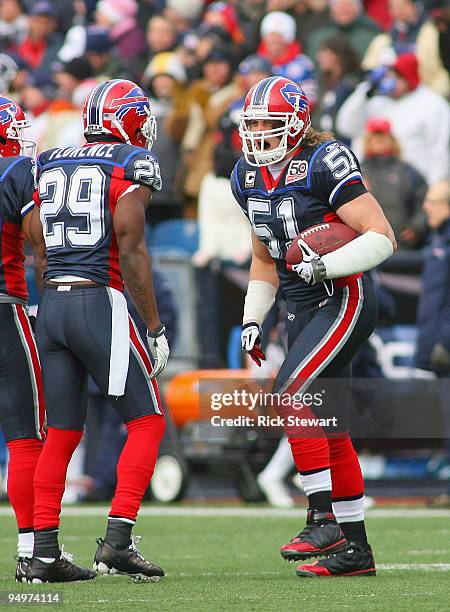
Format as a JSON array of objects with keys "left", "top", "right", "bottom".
[
  {"left": 15, "top": 305, "right": 46, "bottom": 439},
  {"left": 284, "top": 279, "right": 361, "bottom": 398},
  {"left": 129, "top": 317, "right": 163, "bottom": 412}
]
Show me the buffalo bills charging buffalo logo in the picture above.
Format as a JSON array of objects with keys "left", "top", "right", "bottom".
[
  {"left": 0, "top": 98, "right": 16, "bottom": 125},
  {"left": 111, "top": 87, "right": 149, "bottom": 121},
  {"left": 280, "top": 83, "right": 308, "bottom": 112}
]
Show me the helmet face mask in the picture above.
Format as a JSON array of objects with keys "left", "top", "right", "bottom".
[
  {"left": 141, "top": 114, "right": 157, "bottom": 151},
  {"left": 0, "top": 97, "right": 36, "bottom": 158},
  {"left": 83, "top": 79, "right": 157, "bottom": 151},
  {"left": 239, "top": 76, "right": 310, "bottom": 167}
]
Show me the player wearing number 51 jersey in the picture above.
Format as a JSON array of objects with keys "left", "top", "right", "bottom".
[
  {"left": 26, "top": 80, "right": 168, "bottom": 583},
  {"left": 231, "top": 77, "right": 396, "bottom": 577}
]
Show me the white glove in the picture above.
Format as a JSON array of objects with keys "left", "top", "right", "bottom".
[
  {"left": 288, "top": 239, "right": 327, "bottom": 285},
  {"left": 241, "top": 322, "right": 266, "bottom": 367},
  {"left": 146, "top": 324, "right": 170, "bottom": 378}
]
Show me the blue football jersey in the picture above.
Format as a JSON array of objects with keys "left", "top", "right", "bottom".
[
  {"left": 33, "top": 142, "right": 162, "bottom": 290},
  {"left": 0, "top": 156, "right": 35, "bottom": 302},
  {"left": 231, "top": 139, "right": 367, "bottom": 302}
]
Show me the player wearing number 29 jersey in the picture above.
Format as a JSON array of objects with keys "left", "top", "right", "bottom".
[
  {"left": 34, "top": 141, "right": 161, "bottom": 289},
  {"left": 233, "top": 77, "right": 396, "bottom": 578},
  {"left": 26, "top": 80, "right": 168, "bottom": 584}
]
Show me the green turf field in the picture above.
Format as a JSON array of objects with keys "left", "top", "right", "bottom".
[{"left": 0, "top": 507, "right": 449, "bottom": 611}]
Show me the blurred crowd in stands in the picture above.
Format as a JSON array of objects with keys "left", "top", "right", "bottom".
[{"left": 0, "top": 0, "right": 448, "bottom": 247}]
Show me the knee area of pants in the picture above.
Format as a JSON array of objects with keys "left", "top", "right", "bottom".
[
  {"left": 6, "top": 438, "right": 43, "bottom": 452},
  {"left": 125, "top": 415, "right": 165, "bottom": 438}
]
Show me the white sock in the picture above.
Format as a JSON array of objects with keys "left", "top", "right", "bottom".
[
  {"left": 18, "top": 532, "right": 34, "bottom": 559},
  {"left": 300, "top": 468, "right": 332, "bottom": 496},
  {"left": 259, "top": 437, "right": 294, "bottom": 481},
  {"left": 333, "top": 496, "right": 365, "bottom": 523},
  {"left": 36, "top": 557, "right": 56, "bottom": 563}
]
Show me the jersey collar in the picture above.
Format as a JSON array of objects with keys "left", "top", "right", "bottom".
[{"left": 259, "top": 148, "right": 304, "bottom": 193}]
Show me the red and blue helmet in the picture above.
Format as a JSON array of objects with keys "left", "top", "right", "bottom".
[
  {"left": 239, "top": 76, "right": 310, "bottom": 166},
  {"left": 82, "top": 79, "right": 157, "bottom": 150},
  {"left": 0, "top": 95, "right": 35, "bottom": 158}
]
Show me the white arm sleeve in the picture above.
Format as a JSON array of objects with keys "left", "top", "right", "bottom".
[
  {"left": 322, "top": 231, "right": 394, "bottom": 279},
  {"left": 243, "top": 280, "right": 277, "bottom": 325}
]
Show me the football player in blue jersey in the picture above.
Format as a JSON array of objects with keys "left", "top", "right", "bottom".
[
  {"left": 0, "top": 95, "right": 47, "bottom": 582},
  {"left": 231, "top": 76, "right": 396, "bottom": 577},
  {"left": 25, "top": 80, "right": 169, "bottom": 583}
]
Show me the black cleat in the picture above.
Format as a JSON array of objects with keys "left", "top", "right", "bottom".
[
  {"left": 15, "top": 557, "right": 30, "bottom": 582},
  {"left": 296, "top": 540, "right": 376, "bottom": 577},
  {"left": 26, "top": 551, "right": 96, "bottom": 583},
  {"left": 93, "top": 536, "right": 164, "bottom": 582},
  {"left": 280, "top": 508, "right": 347, "bottom": 561}
]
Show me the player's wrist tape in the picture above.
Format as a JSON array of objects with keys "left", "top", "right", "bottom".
[
  {"left": 322, "top": 231, "right": 393, "bottom": 279},
  {"left": 147, "top": 324, "right": 166, "bottom": 338},
  {"left": 243, "top": 280, "right": 277, "bottom": 325}
]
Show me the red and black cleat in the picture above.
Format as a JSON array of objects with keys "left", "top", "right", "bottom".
[
  {"left": 280, "top": 508, "right": 347, "bottom": 561},
  {"left": 296, "top": 541, "right": 376, "bottom": 577}
]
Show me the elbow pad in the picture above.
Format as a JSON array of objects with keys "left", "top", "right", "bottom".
[
  {"left": 243, "top": 280, "right": 277, "bottom": 325},
  {"left": 322, "top": 231, "right": 394, "bottom": 279}
]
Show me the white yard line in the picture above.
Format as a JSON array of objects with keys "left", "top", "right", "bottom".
[
  {"left": 378, "top": 564, "right": 450, "bottom": 571},
  {"left": 0, "top": 507, "right": 449, "bottom": 518},
  {"left": 1, "top": 564, "right": 449, "bottom": 584}
]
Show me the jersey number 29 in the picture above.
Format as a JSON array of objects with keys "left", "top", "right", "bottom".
[{"left": 39, "top": 166, "right": 106, "bottom": 249}]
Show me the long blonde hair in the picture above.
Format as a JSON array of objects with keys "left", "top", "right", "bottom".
[{"left": 302, "top": 127, "right": 335, "bottom": 147}]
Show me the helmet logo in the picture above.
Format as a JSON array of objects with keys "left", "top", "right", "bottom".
[
  {"left": 280, "top": 83, "right": 308, "bottom": 112},
  {"left": 111, "top": 87, "right": 149, "bottom": 121},
  {"left": 0, "top": 100, "right": 15, "bottom": 125}
]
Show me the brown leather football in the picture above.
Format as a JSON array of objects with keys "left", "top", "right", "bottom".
[{"left": 286, "top": 222, "right": 359, "bottom": 264}]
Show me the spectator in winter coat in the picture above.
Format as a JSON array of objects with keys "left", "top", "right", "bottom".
[
  {"left": 0, "top": 0, "right": 28, "bottom": 49},
  {"left": 415, "top": 180, "right": 450, "bottom": 507},
  {"left": 313, "top": 35, "right": 362, "bottom": 138},
  {"left": 146, "top": 15, "right": 178, "bottom": 59},
  {"left": 336, "top": 53, "right": 450, "bottom": 185},
  {"left": 142, "top": 52, "right": 190, "bottom": 225},
  {"left": 361, "top": 117, "right": 428, "bottom": 249},
  {"left": 307, "top": 0, "right": 380, "bottom": 63},
  {"left": 257, "top": 11, "right": 317, "bottom": 107},
  {"left": 432, "top": 1, "right": 450, "bottom": 76},
  {"left": 95, "top": 0, "right": 146, "bottom": 66},
  {"left": 181, "top": 45, "right": 239, "bottom": 206},
  {"left": 363, "top": 0, "right": 449, "bottom": 97},
  {"left": 84, "top": 26, "right": 127, "bottom": 80},
  {"left": 416, "top": 181, "right": 450, "bottom": 372},
  {"left": 14, "top": 1, "right": 62, "bottom": 72}
]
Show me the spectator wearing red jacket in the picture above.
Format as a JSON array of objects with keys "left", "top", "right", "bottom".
[{"left": 14, "top": 1, "right": 62, "bottom": 72}]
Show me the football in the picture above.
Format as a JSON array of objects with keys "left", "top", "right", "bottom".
[{"left": 286, "top": 222, "right": 359, "bottom": 264}]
